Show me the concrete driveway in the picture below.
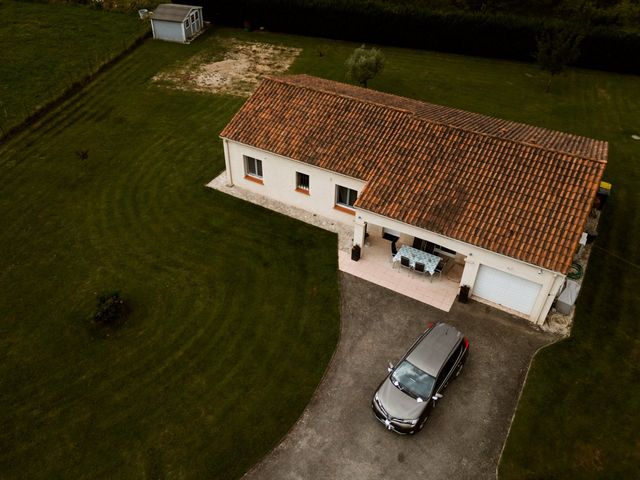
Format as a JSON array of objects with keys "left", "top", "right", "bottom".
[{"left": 244, "top": 273, "right": 554, "bottom": 480}]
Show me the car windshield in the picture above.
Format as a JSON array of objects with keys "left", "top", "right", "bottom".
[{"left": 391, "top": 360, "right": 435, "bottom": 400}]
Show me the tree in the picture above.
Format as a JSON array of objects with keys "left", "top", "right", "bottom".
[
  {"left": 345, "top": 45, "right": 385, "bottom": 88},
  {"left": 535, "top": 28, "right": 584, "bottom": 92}
]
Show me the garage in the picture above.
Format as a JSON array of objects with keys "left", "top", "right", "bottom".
[{"left": 473, "top": 265, "right": 542, "bottom": 315}]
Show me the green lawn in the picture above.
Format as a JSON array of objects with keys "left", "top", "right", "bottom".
[
  {"left": 0, "top": 29, "right": 340, "bottom": 479},
  {"left": 0, "top": 1, "right": 146, "bottom": 135},
  {"left": 0, "top": 18, "right": 639, "bottom": 480}
]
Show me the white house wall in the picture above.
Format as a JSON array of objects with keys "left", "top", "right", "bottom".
[
  {"left": 224, "top": 140, "right": 366, "bottom": 225},
  {"left": 151, "top": 20, "right": 186, "bottom": 43},
  {"left": 356, "top": 209, "right": 565, "bottom": 324},
  {"left": 222, "top": 138, "right": 565, "bottom": 324}
]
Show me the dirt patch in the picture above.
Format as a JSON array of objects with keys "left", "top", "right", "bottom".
[
  {"left": 154, "top": 39, "right": 301, "bottom": 97},
  {"left": 573, "top": 442, "right": 605, "bottom": 472},
  {"left": 597, "top": 87, "right": 611, "bottom": 101},
  {"left": 542, "top": 311, "right": 574, "bottom": 337}
]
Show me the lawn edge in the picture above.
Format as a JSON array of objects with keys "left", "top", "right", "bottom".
[
  {"left": 495, "top": 331, "right": 566, "bottom": 479},
  {"left": 239, "top": 268, "right": 344, "bottom": 479},
  {"left": 0, "top": 29, "right": 150, "bottom": 144}
]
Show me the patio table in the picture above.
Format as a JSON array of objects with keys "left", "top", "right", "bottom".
[{"left": 393, "top": 245, "right": 441, "bottom": 275}]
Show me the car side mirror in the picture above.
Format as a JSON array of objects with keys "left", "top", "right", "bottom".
[
  {"left": 432, "top": 393, "right": 443, "bottom": 401},
  {"left": 387, "top": 362, "right": 394, "bottom": 373}
]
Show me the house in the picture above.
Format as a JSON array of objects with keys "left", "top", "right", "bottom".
[
  {"left": 150, "top": 4, "right": 203, "bottom": 43},
  {"left": 219, "top": 75, "right": 607, "bottom": 324}
]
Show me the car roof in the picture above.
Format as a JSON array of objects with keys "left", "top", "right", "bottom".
[{"left": 406, "top": 323, "right": 462, "bottom": 377}]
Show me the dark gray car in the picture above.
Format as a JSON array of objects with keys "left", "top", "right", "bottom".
[{"left": 372, "top": 322, "right": 469, "bottom": 434}]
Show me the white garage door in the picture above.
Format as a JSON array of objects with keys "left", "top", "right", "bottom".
[{"left": 473, "top": 265, "right": 542, "bottom": 315}]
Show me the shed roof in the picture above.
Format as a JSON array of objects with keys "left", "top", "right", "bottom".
[
  {"left": 220, "top": 75, "right": 607, "bottom": 273},
  {"left": 152, "top": 4, "right": 199, "bottom": 22}
]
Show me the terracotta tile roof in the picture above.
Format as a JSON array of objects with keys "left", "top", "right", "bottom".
[{"left": 220, "top": 75, "right": 607, "bottom": 273}]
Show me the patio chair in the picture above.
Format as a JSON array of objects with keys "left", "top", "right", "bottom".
[
  {"left": 413, "top": 262, "right": 427, "bottom": 275},
  {"left": 400, "top": 256, "right": 411, "bottom": 272},
  {"left": 433, "top": 259, "right": 447, "bottom": 280}
]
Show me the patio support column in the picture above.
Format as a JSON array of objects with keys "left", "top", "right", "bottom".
[
  {"left": 460, "top": 254, "right": 479, "bottom": 289},
  {"left": 353, "top": 216, "right": 366, "bottom": 251}
]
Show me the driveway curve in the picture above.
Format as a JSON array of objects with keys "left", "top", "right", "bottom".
[{"left": 244, "top": 273, "right": 554, "bottom": 480}]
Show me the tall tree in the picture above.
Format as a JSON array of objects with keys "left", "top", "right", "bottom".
[
  {"left": 535, "top": 28, "right": 584, "bottom": 92},
  {"left": 345, "top": 45, "right": 385, "bottom": 88}
]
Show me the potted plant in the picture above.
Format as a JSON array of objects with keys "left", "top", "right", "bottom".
[{"left": 458, "top": 285, "right": 470, "bottom": 303}]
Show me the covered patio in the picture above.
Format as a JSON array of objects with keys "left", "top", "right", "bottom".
[{"left": 339, "top": 225, "right": 463, "bottom": 312}]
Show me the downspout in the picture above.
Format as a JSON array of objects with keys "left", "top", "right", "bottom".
[{"left": 223, "top": 138, "right": 234, "bottom": 187}]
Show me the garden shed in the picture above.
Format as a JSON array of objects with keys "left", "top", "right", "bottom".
[{"left": 150, "top": 4, "right": 203, "bottom": 43}]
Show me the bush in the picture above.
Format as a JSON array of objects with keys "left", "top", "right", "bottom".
[
  {"left": 93, "top": 291, "right": 130, "bottom": 327},
  {"left": 345, "top": 45, "right": 385, "bottom": 87}
]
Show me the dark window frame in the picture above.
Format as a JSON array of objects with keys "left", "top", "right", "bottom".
[
  {"left": 434, "top": 343, "right": 463, "bottom": 392},
  {"left": 336, "top": 185, "right": 358, "bottom": 208},
  {"left": 244, "top": 155, "right": 263, "bottom": 178},
  {"left": 296, "top": 172, "right": 310, "bottom": 191}
]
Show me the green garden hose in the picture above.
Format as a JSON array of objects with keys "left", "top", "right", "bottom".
[{"left": 567, "top": 262, "right": 583, "bottom": 280}]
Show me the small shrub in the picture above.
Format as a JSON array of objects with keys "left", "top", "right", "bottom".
[
  {"left": 345, "top": 45, "right": 385, "bottom": 88},
  {"left": 93, "top": 291, "right": 130, "bottom": 327}
]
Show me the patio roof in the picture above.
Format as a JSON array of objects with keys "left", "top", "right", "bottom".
[{"left": 220, "top": 75, "right": 607, "bottom": 273}]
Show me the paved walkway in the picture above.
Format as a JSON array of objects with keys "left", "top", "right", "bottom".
[
  {"left": 206, "top": 172, "right": 353, "bottom": 252},
  {"left": 243, "top": 274, "right": 554, "bottom": 480}
]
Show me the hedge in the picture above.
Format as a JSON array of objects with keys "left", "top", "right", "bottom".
[{"left": 186, "top": 0, "right": 640, "bottom": 74}]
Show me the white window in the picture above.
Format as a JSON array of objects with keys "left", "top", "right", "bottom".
[
  {"left": 244, "top": 155, "right": 263, "bottom": 178},
  {"left": 184, "top": 19, "right": 190, "bottom": 29},
  {"left": 296, "top": 172, "right": 310, "bottom": 191},
  {"left": 336, "top": 185, "right": 357, "bottom": 208}
]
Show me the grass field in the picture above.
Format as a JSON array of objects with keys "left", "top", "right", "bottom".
[
  {"left": 0, "top": 1, "right": 146, "bottom": 135},
  {"left": 0, "top": 17, "right": 639, "bottom": 480},
  {"left": 0, "top": 30, "right": 340, "bottom": 479}
]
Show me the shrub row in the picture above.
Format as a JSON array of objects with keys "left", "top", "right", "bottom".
[{"left": 195, "top": 0, "right": 640, "bottom": 74}]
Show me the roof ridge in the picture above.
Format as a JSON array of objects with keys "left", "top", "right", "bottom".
[
  {"left": 265, "top": 74, "right": 418, "bottom": 117},
  {"left": 266, "top": 75, "right": 607, "bottom": 165}
]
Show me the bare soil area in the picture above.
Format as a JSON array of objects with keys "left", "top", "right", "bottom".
[{"left": 154, "top": 39, "right": 301, "bottom": 96}]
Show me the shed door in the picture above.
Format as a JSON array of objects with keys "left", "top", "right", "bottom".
[{"left": 473, "top": 265, "right": 541, "bottom": 315}]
